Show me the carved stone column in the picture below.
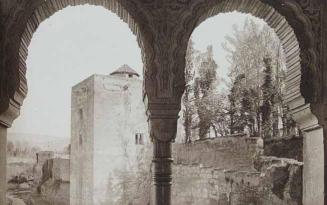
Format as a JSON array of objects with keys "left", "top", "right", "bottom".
[
  {"left": 0, "top": 93, "right": 23, "bottom": 205},
  {"left": 324, "top": 125, "right": 327, "bottom": 204},
  {"left": 0, "top": 124, "right": 7, "bottom": 205},
  {"left": 290, "top": 98, "right": 324, "bottom": 205},
  {"left": 310, "top": 103, "right": 327, "bottom": 204},
  {"left": 148, "top": 108, "right": 179, "bottom": 205}
]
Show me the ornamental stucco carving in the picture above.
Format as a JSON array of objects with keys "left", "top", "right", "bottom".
[
  {"left": 263, "top": 0, "right": 322, "bottom": 103},
  {"left": 0, "top": 0, "right": 324, "bottom": 129}
]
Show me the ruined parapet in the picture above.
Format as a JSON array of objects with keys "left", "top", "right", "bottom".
[
  {"left": 172, "top": 135, "right": 303, "bottom": 205},
  {"left": 38, "top": 158, "right": 70, "bottom": 205},
  {"left": 36, "top": 151, "right": 54, "bottom": 165},
  {"left": 172, "top": 163, "right": 261, "bottom": 205},
  {"left": 173, "top": 137, "right": 259, "bottom": 171},
  {"left": 257, "top": 156, "right": 303, "bottom": 205},
  {"left": 263, "top": 135, "right": 303, "bottom": 161},
  {"left": 33, "top": 151, "right": 54, "bottom": 183},
  {"left": 224, "top": 170, "right": 261, "bottom": 205}
]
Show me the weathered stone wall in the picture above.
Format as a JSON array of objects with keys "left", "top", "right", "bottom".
[
  {"left": 50, "top": 158, "right": 70, "bottom": 182},
  {"left": 71, "top": 72, "right": 148, "bottom": 205},
  {"left": 34, "top": 151, "right": 55, "bottom": 183},
  {"left": 40, "top": 180, "right": 70, "bottom": 205},
  {"left": 172, "top": 165, "right": 232, "bottom": 205},
  {"left": 39, "top": 158, "right": 70, "bottom": 205},
  {"left": 36, "top": 151, "right": 54, "bottom": 165},
  {"left": 255, "top": 157, "right": 303, "bottom": 205},
  {"left": 172, "top": 137, "right": 303, "bottom": 205},
  {"left": 172, "top": 137, "right": 258, "bottom": 205},
  {"left": 173, "top": 137, "right": 258, "bottom": 171},
  {"left": 263, "top": 136, "right": 303, "bottom": 161}
]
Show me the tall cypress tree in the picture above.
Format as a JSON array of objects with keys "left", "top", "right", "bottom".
[
  {"left": 182, "top": 40, "right": 195, "bottom": 143},
  {"left": 261, "top": 56, "right": 274, "bottom": 138},
  {"left": 194, "top": 46, "right": 218, "bottom": 139}
]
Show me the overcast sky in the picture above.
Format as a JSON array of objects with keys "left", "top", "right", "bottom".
[{"left": 10, "top": 5, "right": 264, "bottom": 140}]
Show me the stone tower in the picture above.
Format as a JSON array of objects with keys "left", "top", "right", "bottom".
[{"left": 70, "top": 65, "right": 148, "bottom": 205}]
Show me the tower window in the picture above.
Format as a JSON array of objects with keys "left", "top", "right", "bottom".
[
  {"left": 139, "top": 134, "right": 144, "bottom": 145},
  {"left": 135, "top": 133, "right": 144, "bottom": 145}
]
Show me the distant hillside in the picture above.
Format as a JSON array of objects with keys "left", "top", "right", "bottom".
[{"left": 7, "top": 132, "right": 70, "bottom": 152}]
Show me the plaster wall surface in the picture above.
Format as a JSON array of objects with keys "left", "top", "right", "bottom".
[
  {"left": 71, "top": 76, "right": 95, "bottom": 205},
  {"left": 70, "top": 73, "right": 148, "bottom": 205},
  {"left": 303, "top": 128, "right": 324, "bottom": 205}
]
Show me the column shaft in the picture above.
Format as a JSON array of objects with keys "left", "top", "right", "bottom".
[
  {"left": 0, "top": 125, "right": 7, "bottom": 205},
  {"left": 324, "top": 125, "right": 327, "bottom": 204},
  {"left": 153, "top": 141, "right": 173, "bottom": 205}
]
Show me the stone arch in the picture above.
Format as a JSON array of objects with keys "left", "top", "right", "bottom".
[
  {"left": 180, "top": 0, "right": 323, "bottom": 204},
  {"left": 0, "top": 0, "right": 147, "bottom": 126},
  {"left": 185, "top": 0, "right": 320, "bottom": 106}
]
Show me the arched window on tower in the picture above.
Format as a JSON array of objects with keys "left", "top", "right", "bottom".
[
  {"left": 135, "top": 133, "right": 139, "bottom": 144},
  {"left": 139, "top": 134, "right": 144, "bottom": 145},
  {"left": 135, "top": 133, "right": 145, "bottom": 145}
]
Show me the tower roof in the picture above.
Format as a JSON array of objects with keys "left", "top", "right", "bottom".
[{"left": 110, "top": 64, "right": 140, "bottom": 77}]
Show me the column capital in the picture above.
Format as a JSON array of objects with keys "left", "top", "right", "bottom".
[
  {"left": 0, "top": 98, "right": 21, "bottom": 128},
  {"left": 146, "top": 103, "right": 178, "bottom": 205},
  {"left": 311, "top": 103, "right": 327, "bottom": 129},
  {"left": 146, "top": 101, "right": 180, "bottom": 143},
  {"left": 287, "top": 95, "right": 321, "bottom": 132}
]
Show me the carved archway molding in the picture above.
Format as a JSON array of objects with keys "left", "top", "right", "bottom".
[
  {"left": 189, "top": 0, "right": 321, "bottom": 113},
  {"left": 0, "top": 0, "right": 324, "bottom": 204},
  {"left": 0, "top": 0, "right": 149, "bottom": 127},
  {"left": 189, "top": 1, "right": 324, "bottom": 203},
  {"left": 0, "top": 1, "right": 322, "bottom": 124},
  {"left": 136, "top": 1, "right": 322, "bottom": 204},
  {"left": 3, "top": 0, "right": 321, "bottom": 124},
  {"left": 134, "top": 0, "right": 323, "bottom": 140},
  {"left": 126, "top": 0, "right": 323, "bottom": 140},
  {"left": 125, "top": 0, "right": 322, "bottom": 127}
]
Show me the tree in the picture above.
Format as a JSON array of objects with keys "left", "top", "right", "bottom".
[
  {"left": 193, "top": 46, "right": 219, "bottom": 139},
  {"left": 210, "top": 92, "right": 230, "bottom": 137},
  {"left": 261, "top": 56, "right": 274, "bottom": 138},
  {"left": 228, "top": 74, "right": 245, "bottom": 134},
  {"left": 223, "top": 18, "right": 286, "bottom": 137},
  {"left": 182, "top": 39, "right": 196, "bottom": 143}
]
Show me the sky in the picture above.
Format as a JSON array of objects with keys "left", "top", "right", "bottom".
[{"left": 10, "top": 5, "right": 265, "bottom": 140}]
